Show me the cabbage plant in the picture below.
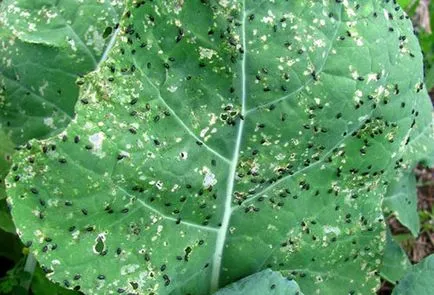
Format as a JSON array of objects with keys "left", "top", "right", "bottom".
[{"left": 2, "top": 0, "right": 434, "bottom": 294}]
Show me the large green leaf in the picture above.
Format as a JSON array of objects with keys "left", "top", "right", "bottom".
[
  {"left": 392, "top": 255, "right": 434, "bottom": 295},
  {"left": 5, "top": 1, "right": 434, "bottom": 294},
  {"left": 213, "top": 269, "right": 302, "bottom": 295}
]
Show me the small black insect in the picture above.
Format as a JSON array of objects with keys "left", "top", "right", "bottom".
[{"left": 176, "top": 28, "right": 184, "bottom": 43}]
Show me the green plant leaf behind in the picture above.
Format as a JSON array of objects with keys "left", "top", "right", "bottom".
[
  {"left": 31, "top": 265, "right": 80, "bottom": 295},
  {"left": 392, "top": 255, "right": 434, "bottom": 295},
  {"left": 0, "top": 129, "right": 15, "bottom": 200},
  {"left": 5, "top": 1, "right": 434, "bottom": 294},
  {"left": 213, "top": 269, "right": 302, "bottom": 295},
  {"left": 0, "top": 256, "right": 26, "bottom": 295},
  {"left": 0, "top": 199, "right": 15, "bottom": 233},
  {"left": 0, "top": 0, "right": 124, "bottom": 200},
  {"left": 0, "top": 229, "right": 23, "bottom": 262},
  {"left": 0, "top": 131, "right": 14, "bottom": 236},
  {"left": 0, "top": 0, "right": 124, "bottom": 144},
  {"left": 379, "top": 229, "right": 410, "bottom": 284},
  {"left": 420, "top": 33, "right": 434, "bottom": 91},
  {"left": 383, "top": 171, "right": 420, "bottom": 236},
  {"left": 396, "top": 0, "right": 415, "bottom": 10},
  {"left": 419, "top": 1, "right": 434, "bottom": 91},
  {"left": 383, "top": 105, "right": 434, "bottom": 236},
  {"left": 425, "top": 59, "right": 434, "bottom": 91}
]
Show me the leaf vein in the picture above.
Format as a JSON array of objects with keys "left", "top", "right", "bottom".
[
  {"left": 245, "top": 17, "right": 342, "bottom": 114},
  {"left": 58, "top": 148, "right": 219, "bottom": 233},
  {"left": 233, "top": 111, "right": 374, "bottom": 211},
  {"left": 133, "top": 59, "right": 232, "bottom": 165}
]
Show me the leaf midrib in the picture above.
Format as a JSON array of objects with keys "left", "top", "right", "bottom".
[
  {"left": 210, "top": 0, "right": 248, "bottom": 291},
  {"left": 208, "top": 5, "right": 345, "bottom": 290}
]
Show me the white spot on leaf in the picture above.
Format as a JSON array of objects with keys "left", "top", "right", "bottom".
[{"left": 199, "top": 47, "right": 217, "bottom": 60}]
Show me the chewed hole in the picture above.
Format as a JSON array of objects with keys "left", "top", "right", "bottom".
[
  {"left": 93, "top": 233, "right": 106, "bottom": 255},
  {"left": 179, "top": 151, "right": 188, "bottom": 160}
]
